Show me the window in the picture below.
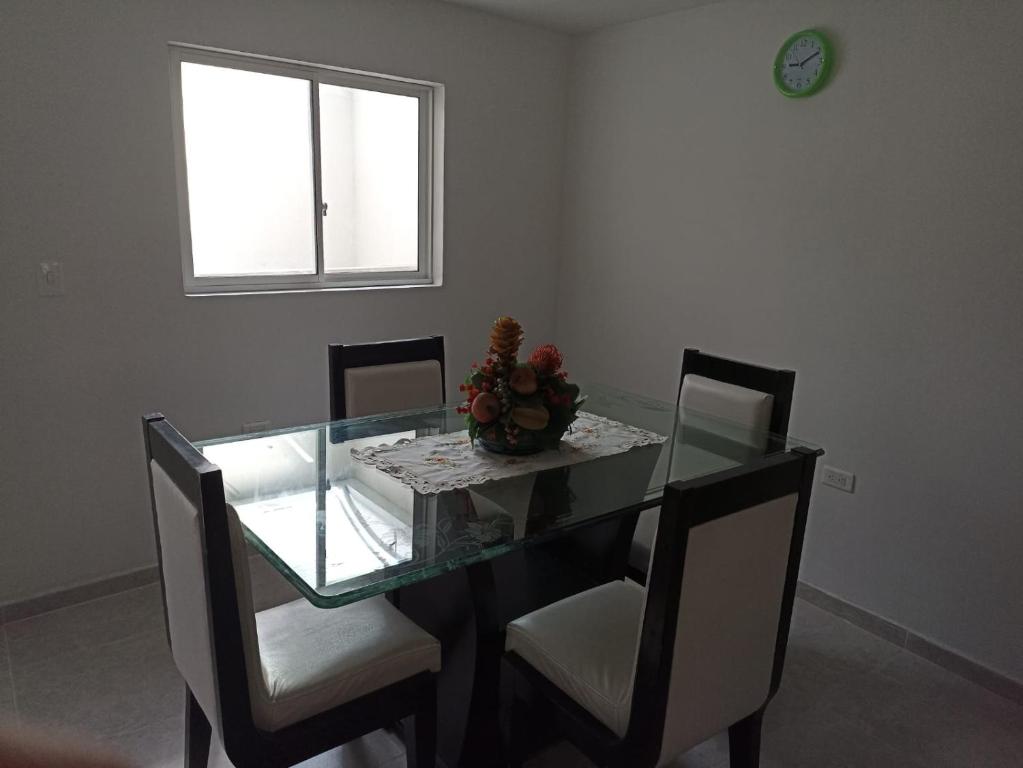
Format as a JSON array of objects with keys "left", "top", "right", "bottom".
[{"left": 169, "top": 44, "right": 443, "bottom": 294}]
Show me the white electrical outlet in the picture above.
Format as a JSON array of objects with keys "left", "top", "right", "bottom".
[
  {"left": 242, "top": 421, "right": 271, "bottom": 434},
  {"left": 37, "top": 262, "right": 65, "bottom": 296},
  {"left": 821, "top": 466, "right": 855, "bottom": 493}
]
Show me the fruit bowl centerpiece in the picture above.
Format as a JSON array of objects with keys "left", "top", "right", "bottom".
[{"left": 458, "top": 317, "right": 583, "bottom": 455}]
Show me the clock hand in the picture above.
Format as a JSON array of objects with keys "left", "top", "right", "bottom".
[{"left": 798, "top": 50, "right": 821, "bottom": 67}]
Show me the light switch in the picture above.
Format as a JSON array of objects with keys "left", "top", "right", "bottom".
[{"left": 37, "top": 262, "right": 65, "bottom": 296}]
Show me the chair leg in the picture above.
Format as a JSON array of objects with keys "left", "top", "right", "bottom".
[
  {"left": 185, "top": 688, "right": 212, "bottom": 768},
  {"left": 406, "top": 676, "right": 437, "bottom": 768},
  {"left": 728, "top": 708, "right": 764, "bottom": 768},
  {"left": 504, "top": 689, "right": 528, "bottom": 768}
]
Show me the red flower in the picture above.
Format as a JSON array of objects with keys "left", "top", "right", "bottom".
[{"left": 528, "top": 344, "right": 564, "bottom": 375}]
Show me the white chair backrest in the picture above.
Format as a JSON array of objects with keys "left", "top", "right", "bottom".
[
  {"left": 344, "top": 359, "right": 443, "bottom": 418},
  {"left": 150, "top": 462, "right": 222, "bottom": 733},
  {"left": 679, "top": 374, "right": 775, "bottom": 450},
  {"left": 150, "top": 461, "right": 262, "bottom": 738},
  {"left": 656, "top": 492, "right": 798, "bottom": 763}
]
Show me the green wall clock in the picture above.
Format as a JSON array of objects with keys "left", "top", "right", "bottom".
[{"left": 774, "top": 29, "right": 833, "bottom": 97}]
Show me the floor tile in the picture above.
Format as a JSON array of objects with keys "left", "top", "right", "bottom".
[
  {"left": 0, "top": 686, "right": 14, "bottom": 724},
  {"left": 204, "top": 728, "right": 403, "bottom": 768},
  {"left": 526, "top": 736, "right": 725, "bottom": 768},
  {"left": 4, "top": 590, "right": 1022, "bottom": 768},
  {"left": 0, "top": 676, "right": 14, "bottom": 725},
  {"left": 526, "top": 740, "right": 593, "bottom": 767},
  {"left": 507, "top": 599, "right": 1023, "bottom": 768},
  {"left": 764, "top": 600, "right": 905, "bottom": 734},
  {"left": 0, "top": 628, "right": 16, "bottom": 724},
  {"left": 758, "top": 716, "right": 931, "bottom": 768},
  {"left": 864, "top": 652, "right": 1023, "bottom": 767},
  {"left": 668, "top": 733, "right": 729, "bottom": 767},
  {"left": 11, "top": 628, "right": 181, "bottom": 740},
  {"left": 785, "top": 600, "right": 904, "bottom": 682},
  {"left": 4, "top": 584, "right": 165, "bottom": 668},
  {"left": 296, "top": 729, "right": 405, "bottom": 767},
  {"left": 100, "top": 713, "right": 183, "bottom": 768},
  {"left": 761, "top": 637, "right": 1023, "bottom": 768}
]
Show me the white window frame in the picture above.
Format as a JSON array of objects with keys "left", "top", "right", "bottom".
[{"left": 169, "top": 43, "right": 444, "bottom": 295}]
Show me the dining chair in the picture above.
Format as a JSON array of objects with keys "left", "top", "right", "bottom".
[
  {"left": 503, "top": 447, "right": 821, "bottom": 768},
  {"left": 629, "top": 348, "right": 795, "bottom": 581},
  {"left": 328, "top": 335, "right": 446, "bottom": 420},
  {"left": 142, "top": 413, "right": 441, "bottom": 768}
]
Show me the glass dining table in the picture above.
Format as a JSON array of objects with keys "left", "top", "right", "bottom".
[{"left": 194, "top": 382, "right": 817, "bottom": 767}]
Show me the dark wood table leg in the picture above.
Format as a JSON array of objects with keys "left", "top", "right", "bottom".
[
  {"left": 398, "top": 556, "right": 574, "bottom": 768},
  {"left": 394, "top": 459, "right": 660, "bottom": 767},
  {"left": 395, "top": 568, "right": 483, "bottom": 768},
  {"left": 458, "top": 560, "right": 507, "bottom": 768}
]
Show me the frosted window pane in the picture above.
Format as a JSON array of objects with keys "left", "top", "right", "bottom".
[
  {"left": 320, "top": 85, "right": 419, "bottom": 273},
  {"left": 181, "top": 62, "right": 316, "bottom": 277}
]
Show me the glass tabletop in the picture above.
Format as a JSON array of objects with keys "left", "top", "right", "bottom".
[{"left": 195, "top": 383, "right": 817, "bottom": 608}]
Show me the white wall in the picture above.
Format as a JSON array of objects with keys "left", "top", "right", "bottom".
[
  {"left": 557, "top": 0, "right": 1023, "bottom": 681},
  {"left": 0, "top": 0, "right": 569, "bottom": 604}
]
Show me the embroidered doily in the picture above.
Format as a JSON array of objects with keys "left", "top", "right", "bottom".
[{"left": 349, "top": 411, "right": 667, "bottom": 495}]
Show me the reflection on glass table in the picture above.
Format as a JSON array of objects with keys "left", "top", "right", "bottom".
[{"left": 195, "top": 383, "right": 817, "bottom": 608}]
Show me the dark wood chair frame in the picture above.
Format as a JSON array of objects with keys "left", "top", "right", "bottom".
[
  {"left": 143, "top": 414, "right": 438, "bottom": 768},
  {"left": 328, "top": 335, "right": 446, "bottom": 421},
  {"left": 678, "top": 347, "right": 795, "bottom": 437},
  {"left": 504, "top": 446, "right": 822, "bottom": 768},
  {"left": 624, "top": 348, "right": 797, "bottom": 585}
]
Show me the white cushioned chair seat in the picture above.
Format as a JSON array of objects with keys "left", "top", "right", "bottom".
[
  {"left": 344, "top": 360, "right": 443, "bottom": 419},
  {"left": 251, "top": 595, "right": 441, "bottom": 732},
  {"left": 506, "top": 580, "right": 645, "bottom": 737}
]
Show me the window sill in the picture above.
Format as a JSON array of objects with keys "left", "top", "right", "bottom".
[{"left": 184, "top": 279, "right": 443, "bottom": 298}]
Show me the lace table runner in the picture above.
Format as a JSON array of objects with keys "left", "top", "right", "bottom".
[{"left": 349, "top": 412, "right": 667, "bottom": 495}]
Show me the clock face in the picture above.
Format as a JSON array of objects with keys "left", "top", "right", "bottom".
[{"left": 774, "top": 30, "right": 832, "bottom": 97}]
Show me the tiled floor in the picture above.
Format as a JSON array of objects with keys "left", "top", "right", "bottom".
[{"left": 0, "top": 583, "right": 1021, "bottom": 768}]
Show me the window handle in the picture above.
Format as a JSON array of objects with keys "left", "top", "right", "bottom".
[{"left": 320, "top": 202, "right": 328, "bottom": 217}]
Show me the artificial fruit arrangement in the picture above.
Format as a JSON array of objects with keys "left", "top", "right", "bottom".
[{"left": 458, "top": 317, "right": 583, "bottom": 454}]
